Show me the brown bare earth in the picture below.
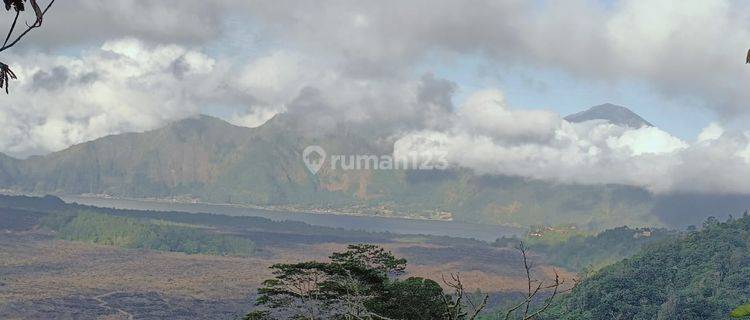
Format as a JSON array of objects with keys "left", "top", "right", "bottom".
[{"left": 0, "top": 229, "right": 572, "bottom": 319}]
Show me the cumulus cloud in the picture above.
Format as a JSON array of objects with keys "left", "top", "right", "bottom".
[
  {"left": 4, "top": 0, "right": 750, "bottom": 196},
  {"left": 606, "top": 127, "right": 687, "bottom": 156},
  {"left": 0, "top": 36, "right": 462, "bottom": 157},
  {"left": 18, "top": 1, "right": 750, "bottom": 120},
  {"left": 394, "top": 89, "right": 750, "bottom": 194},
  {"left": 19, "top": 0, "right": 250, "bottom": 49},
  {"left": 0, "top": 39, "right": 226, "bottom": 157},
  {"left": 455, "top": 90, "right": 561, "bottom": 142},
  {"left": 231, "top": 53, "right": 459, "bottom": 134},
  {"left": 244, "top": 0, "right": 750, "bottom": 118},
  {"left": 697, "top": 122, "right": 724, "bottom": 143},
  {"left": 228, "top": 108, "right": 280, "bottom": 128}
]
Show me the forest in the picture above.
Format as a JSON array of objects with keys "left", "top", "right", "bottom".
[{"left": 42, "top": 211, "right": 256, "bottom": 256}]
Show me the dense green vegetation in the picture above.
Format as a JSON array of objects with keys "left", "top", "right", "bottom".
[
  {"left": 42, "top": 211, "right": 256, "bottom": 256},
  {"left": 543, "top": 215, "right": 750, "bottom": 319},
  {"left": 495, "top": 226, "right": 674, "bottom": 271},
  {"left": 541, "top": 227, "right": 671, "bottom": 271}
]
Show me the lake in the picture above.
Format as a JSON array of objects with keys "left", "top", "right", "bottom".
[{"left": 61, "top": 196, "right": 521, "bottom": 242}]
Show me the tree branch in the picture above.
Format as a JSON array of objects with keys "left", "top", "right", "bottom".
[
  {"left": 3, "top": 10, "right": 19, "bottom": 47},
  {"left": 503, "top": 243, "right": 575, "bottom": 320},
  {"left": 467, "top": 294, "right": 488, "bottom": 320},
  {"left": 0, "top": 0, "right": 55, "bottom": 53},
  {"left": 523, "top": 272, "right": 560, "bottom": 320},
  {"left": 519, "top": 242, "right": 534, "bottom": 317}
]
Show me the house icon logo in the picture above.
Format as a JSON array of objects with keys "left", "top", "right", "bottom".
[{"left": 302, "top": 145, "right": 326, "bottom": 175}]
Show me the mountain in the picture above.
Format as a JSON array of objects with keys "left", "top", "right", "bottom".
[
  {"left": 544, "top": 215, "right": 750, "bottom": 320},
  {"left": 16, "top": 115, "right": 252, "bottom": 197},
  {"left": 0, "top": 152, "right": 20, "bottom": 188},
  {"left": 0, "top": 112, "right": 709, "bottom": 230},
  {"left": 3, "top": 114, "right": 397, "bottom": 205},
  {"left": 564, "top": 103, "right": 654, "bottom": 128},
  {"left": 11, "top": 114, "right": 362, "bottom": 205}
]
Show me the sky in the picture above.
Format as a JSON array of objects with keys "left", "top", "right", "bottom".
[
  {"left": 2, "top": 0, "right": 750, "bottom": 194},
  {"left": 421, "top": 54, "right": 715, "bottom": 139}
]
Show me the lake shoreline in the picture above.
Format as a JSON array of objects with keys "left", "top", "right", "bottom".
[
  {"left": 57, "top": 194, "right": 522, "bottom": 242},
  {"left": 67, "top": 193, "right": 457, "bottom": 223}
]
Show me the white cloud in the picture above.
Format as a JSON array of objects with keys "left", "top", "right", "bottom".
[
  {"left": 697, "top": 122, "right": 724, "bottom": 143},
  {"left": 23, "top": 0, "right": 247, "bottom": 48},
  {"left": 0, "top": 38, "right": 461, "bottom": 156},
  {"left": 245, "top": 0, "right": 750, "bottom": 119},
  {"left": 4, "top": 0, "right": 750, "bottom": 196},
  {"left": 0, "top": 39, "right": 224, "bottom": 157},
  {"left": 456, "top": 90, "right": 561, "bottom": 142},
  {"left": 606, "top": 127, "right": 687, "bottom": 156},
  {"left": 228, "top": 108, "right": 280, "bottom": 128},
  {"left": 395, "top": 90, "right": 750, "bottom": 194}
]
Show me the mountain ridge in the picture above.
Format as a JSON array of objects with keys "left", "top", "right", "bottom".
[
  {"left": 0, "top": 108, "right": 738, "bottom": 230},
  {"left": 564, "top": 103, "right": 654, "bottom": 128}
]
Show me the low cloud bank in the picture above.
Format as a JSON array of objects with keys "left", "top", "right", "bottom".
[{"left": 395, "top": 90, "right": 750, "bottom": 194}]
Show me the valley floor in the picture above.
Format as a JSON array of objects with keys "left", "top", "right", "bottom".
[{"left": 0, "top": 230, "right": 567, "bottom": 319}]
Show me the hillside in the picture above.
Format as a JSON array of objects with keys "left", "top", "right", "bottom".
[
  {"left": 544, "top": 216, "right": 750, "bottom": 319},
  {"left": 0, "top": 153, "right": 20, "bottom": 188},
  {"left": 0, "top": 111, "right": 701, "bottom": 230},
  {"left": 527, "top": 226, "right": 675, "bottom": 271},
  {"left": 16, "top": 115, "right": 252, "bottom": 197}
]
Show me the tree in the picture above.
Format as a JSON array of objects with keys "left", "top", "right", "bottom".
[
  {"left": 248, "top": 244, "right": 415, "bottom": 320},
  {"left": 1, "top": 0, "right": 55, "bottom": 93},
  {"left": 250, "top": 261, "right": 334, "bottom": 320},
  {"left": 247, "top": 243, "right": 572, "bottom": 320},
  {"left": 370, "top": 277, "right": 447, "bottom": 320}
]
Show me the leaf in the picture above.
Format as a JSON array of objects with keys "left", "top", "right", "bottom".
[
  {"left": 3, "top": 0, "right": 24, "bottom": 12},
  {"left": 0, "top": 63, "right": 17, "bottom": 94},
  {"left": 730, "top": 303, "right": 750, "bottom": 318}
]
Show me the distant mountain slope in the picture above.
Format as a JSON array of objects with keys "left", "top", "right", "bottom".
[
  {"left": 0, "top": 111, "right": 673, "bottom": 229},
  {"left": 4, "top": 114, "right": 389, "bottom": 206},
  {"left": 545, "top": 216, "right": 750, "bottom": 320},
  {"left": 16, "top": 115, "right": 252, "bottom": 197},
  {"left": 564, "top": 103, "right": 654, "bottom": 128},
  {"left": 0, "top": 153, "right": 20, "bottom": 188}
]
